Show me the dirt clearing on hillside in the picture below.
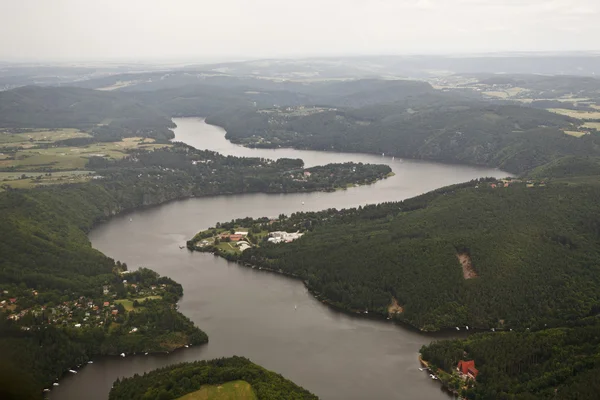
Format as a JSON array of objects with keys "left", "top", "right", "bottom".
[{"left": 457, "top": 252, "right": 478, "bottom": 279}]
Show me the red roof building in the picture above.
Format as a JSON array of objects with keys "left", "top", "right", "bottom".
[
  {"left": 457, "top": 360, "right": 479, "bottom": 380},
  {"left": 103, "top": 301, "right": 110, "bottom": 307},
  {"left": 229, "top": 234, "right": 243, "bottom": 242}
]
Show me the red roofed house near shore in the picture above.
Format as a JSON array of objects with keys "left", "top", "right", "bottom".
[{"left": 457, "top": 360, "right": 479, "bottom": 380}]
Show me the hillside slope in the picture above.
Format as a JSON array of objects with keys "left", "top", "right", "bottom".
[
  {"left": 237, "top": 178, "right": 600, "bottom": 331},
  {"left": 209, "top": 97, "right": 591, "bottom": 174}
]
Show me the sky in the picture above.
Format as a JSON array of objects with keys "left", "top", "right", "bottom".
[{"left": 1, "top": 0, "right": 599, "bottom": 61}]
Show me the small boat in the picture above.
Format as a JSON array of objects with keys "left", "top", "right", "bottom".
[
  {"left": 466, "top": 326, "right": 469, "bottom": 330},
  {"left": 382, "top": 153, "right": 385, "bottom": 156},
  {"left": 184, "top": 345, "right": 189, "bottom": 348},
  {"left": 129, "top": 218, "right": 132, "bottom": 222},
  {"left": 179, "top": 245, "right": 185, "bottom": 249},
  {"left": 53, "top": 383, "right": 59, "bottom": 387},
  {"left": 44, "top": 388, "right": 51, "bottom": 392},
  {"left": 294, "top": 305, "right": 297, "bottom": 310},
  {"left": 456, "top": 326, "right": 460, "bottom": 331},
  {"left": 418, "top": 367, "right": 424, "bottom": 371},
  {"left": 120, "top": 353, "right": 125, "bottom": 357},
  {"left": 69, "top": 370, "right": 77, "bottom": 374},
  {"left": 144, "top": 352, "right": 148, "bottom": 355},
  {"left": 301, "top": 201, "right": 304, "bottom": 205},
  {"left": 491, "top": 328, "right": 495, "bottom": 332},
  {"left": 392, "top": 156, "right": 395, "bottom": 161},
  {"left": 88, "top": 361, "right": 93, "bottom": 364}
]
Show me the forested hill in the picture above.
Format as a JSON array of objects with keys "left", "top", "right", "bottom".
[
  {"left": 207, "top": 97, "right": 598, "bottom": 174},
  {"left": 420, "top": 320, "right": 600, "bottom": 399},
  {"left": 0, "top": 86, "right": 175, "bottom": 141},
  {"left": 108, "top": 356, "right": 317, "bottom": 400},
  {"left": 233, "top": 177, "right": 600, "bottom": 331}
]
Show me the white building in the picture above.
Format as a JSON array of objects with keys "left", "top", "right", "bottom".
[{"left": 267, "top": 231, "right": 304, "bottom": 244}]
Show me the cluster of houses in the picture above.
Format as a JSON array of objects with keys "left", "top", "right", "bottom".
[
  {"left": 1, "top": 279, "right": 170, "bottom": 331},
  {"left": 485, "top": 179, "right": 545, "bottom": 189}
]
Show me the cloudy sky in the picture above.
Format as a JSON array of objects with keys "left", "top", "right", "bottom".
[{"left": 1, "top": 0, "right": 598, "bottom": 61}]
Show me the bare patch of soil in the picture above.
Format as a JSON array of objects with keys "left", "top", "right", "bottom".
[
  {"left": 457, "top": 252, "right": 478, "bottom": 279},
  {"left": 388, "top": 297, "right": 404, "bottom": 316}
]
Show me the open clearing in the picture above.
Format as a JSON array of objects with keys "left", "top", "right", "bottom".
[
  {"left": 388, "top": 297, "right": 404, "bottom": 316},
  {"left": 483, "top": 87, "right": 528, "bottom": 99},
  {"left": 177, "top": 381, "right": 256, "bottom": 400},
  {"left": 563, "top": 130, "right": 589, "bottom": 138},
  {"left": 547, "top": 109, "right": 600, "bottom": 120},
  {"left": 0, "top": 137, "right": 169, "bottom": 171},
  {"left": 457, "top": 252, "right": 477, "bottom": 279},
  {"left": 0, "top": 129, "right": 91, "bottom": 148},
  {"left": 0, "top": 170, "right": 95, "bottom": 189},
  {"left": 583, "top": 122, "right": 600, "bottom": 131}
]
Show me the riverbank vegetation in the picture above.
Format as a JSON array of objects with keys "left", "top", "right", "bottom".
[{"left": 108, "top": 356, "right": 317, "bottom": 400}]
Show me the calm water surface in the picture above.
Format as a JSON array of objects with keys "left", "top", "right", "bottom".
[{"left": 50, "top": 118, "right": 507, "bottom": 400}]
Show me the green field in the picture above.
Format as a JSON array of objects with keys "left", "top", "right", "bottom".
[
  {"left": 583, "top": 122, "right": 600, "bottom": 130},
  {"left": 177, "top": 381, "right": 256, "bottom": 400},
  {"left": 115, "top": 296, "right": 162, "bottom": 312},
  {"left": 547, "top": 108, "right": 600, "bottom": 120},
  {"left": 114, "top": 299, "right": 135, "bottom": 312},
  {"left": 0, "top": 137, "right": 170, "bottom": 171},
  {"left": 563, "top": 130, "right": 589, "bottom": 137},
  {"left": 0, "top": 128, "right": 91, "bottom": 147},
  {"left": 0, "top": 170, "right": 95, "bottom": 189}
]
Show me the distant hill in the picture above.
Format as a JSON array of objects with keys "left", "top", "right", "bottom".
[
  {"left": 209, "top": 95, "right": 589, "bottom": 174},
  {"left": 108, "top": 356, "right": 317, "bottom": 400},
  {"left": 0, "top": 86, "right": 175, "bottom": 141},
  {"left": 528, "top": 156, "right": 600, "bottom": 179}
]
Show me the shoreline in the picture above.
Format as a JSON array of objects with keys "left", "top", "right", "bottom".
[{"left": 191, "top": 248, "right": 470, "bottom": 337}]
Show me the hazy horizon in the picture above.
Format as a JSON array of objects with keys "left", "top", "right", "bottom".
[{"left": 1, "top": 0, "right": 600, "bottom": 62}]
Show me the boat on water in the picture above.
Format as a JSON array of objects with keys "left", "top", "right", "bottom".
[
  {"left": 179, "top": 245, "right": 185, "bottom": 249},
  {"left": 120, "top": 353, "right": 126, "bottom": 357},
  {"left": 69, "top": 369, "right": 77, "bottom": 374},
  {"left": 294, "top": 305, "right": 297, "bottom": 310},
  {"left": 53, "top": 383, "right": 59, "bottom": 387},
  {"left": 456, "top": 326, "right": 460, "bottom": 331},
  {"left": 129, "top": 218, "right": 133, "bottom": 222},
  {"left": 88, "top": 361, "right": 93, "bottom": 364}
]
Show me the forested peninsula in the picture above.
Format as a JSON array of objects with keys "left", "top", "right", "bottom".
[
  {"left": 192, "top": 170, "right": 600, "bottom": 332},
  {"left": 108, "top": 356, "right": 317, "bottom": 400}
]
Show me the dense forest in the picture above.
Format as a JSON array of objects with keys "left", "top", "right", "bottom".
[
  {"left": 207, "top": 97, "right": 599, "bottom": 174},
  {"left": 108, "top": 356, "right": 317, "bottom": 400},
  {"left": 206, "top": 175, "right": 600, "bottom": 331},
  {"left": 420, "top": 320, "right": 600, "bottom": 399}
]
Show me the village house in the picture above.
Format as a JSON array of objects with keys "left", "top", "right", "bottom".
[{"left": 457, "top": 360, "right": 479, "bottom": 380}]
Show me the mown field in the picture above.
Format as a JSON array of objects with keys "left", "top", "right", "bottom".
[
  {"left": 548, "top": 108, "right": 600, "bottom": 120},
  {"left": 177, "top": 381, "right": 257, "bottom": 400}
]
